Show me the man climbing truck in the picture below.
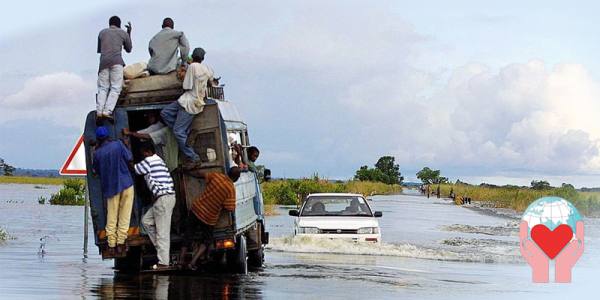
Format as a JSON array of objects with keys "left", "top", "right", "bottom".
[{"left": 82, "top": 73, "right": 268, "bottom": 274}]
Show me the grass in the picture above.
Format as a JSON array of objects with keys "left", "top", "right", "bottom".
[
  {"left": 435, "top": 183, "right": 600, "bottom": 216},
  {"left": 261, "top": 179, "right": 401, "bottom": 206},
  {"left": 0, "top": 227, "right": 11, "bottom": 243},
  {"left": 0, "top": 176, "right": 67, "bottom": 185}
]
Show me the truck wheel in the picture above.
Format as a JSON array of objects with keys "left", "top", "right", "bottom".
[
  {"left": 248, "top": 246, "right": 264, "bottom": 269},
  {"left": 228, "top": 235, "right": 248, "bottom": 274}
]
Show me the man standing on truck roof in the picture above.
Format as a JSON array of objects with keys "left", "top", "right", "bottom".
[
  {"left": 160, "top": 47, "right": 214, "bottom": 169},
  {"left": 181, "top": 167, "right": 241, "bottom": 269},
  {"left": 134, "top": 141, "right": 176, "bottom": 270},
  {"left": 96, "top": 16, "right": 132, "bottom": 122},
  {"left": 92, "top": 126, "right": 135, "bottom": 257},
  {"left": 123, "top": 112, "right": 179, "bottom": 172},
  {"left": 148, "top": 18, "right": 190, "bottom": 75}
]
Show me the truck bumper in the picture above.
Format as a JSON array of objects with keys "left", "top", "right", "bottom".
[{"left": 296, "top": 233, "right": 381, "bottom": 243}]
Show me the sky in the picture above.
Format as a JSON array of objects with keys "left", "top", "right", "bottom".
[{"left": 1, "top": 0, "right": 600, "bottom": 187}]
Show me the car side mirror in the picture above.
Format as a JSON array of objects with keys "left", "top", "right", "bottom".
[
  {"left": 289, "top": 209, "right": 299, "bottom": 217},
  {"left": 374, "top": 211, "right": 383, "bottom": 218},
  {"left": 264, "top": 169, "right": 271, "bottom": 182}
]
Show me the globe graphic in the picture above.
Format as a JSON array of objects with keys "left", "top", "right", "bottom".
[{"left": 522, "top": 196, "right": 582, "bottom": 239}]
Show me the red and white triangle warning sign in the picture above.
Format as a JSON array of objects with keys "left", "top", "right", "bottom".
[{"left": 60, "top": 135, "right": 87, "bottom": 176}]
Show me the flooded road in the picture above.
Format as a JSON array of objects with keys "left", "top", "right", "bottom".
[{"left": 1, "top": 184, "right": 599, "bottom": 299}]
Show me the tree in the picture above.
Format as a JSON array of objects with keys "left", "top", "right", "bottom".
[
  {"left": 0, "top": 158, "right": 15, "bottom": 176},
  {"left": 354, "top": 156, "right": 403, "bottom": 185},
  {"left": 3, "top": 164, "right": 15, "bottom": 176},
  {"left": 374, "top": 156, "right": 403, "bottom": 184},
  {"left": 416, "top": 167, "right": 448, "bottom": 184},
  {"left": 354, "top": 165, "right": 385, "bottom": 182},
  {"left": 531, "top": 180, "right": 551, "bottom": 190}
]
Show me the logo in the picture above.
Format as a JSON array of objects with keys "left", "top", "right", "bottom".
[{"left": 520, "top": 197, "right": 584, "bottom": 283}]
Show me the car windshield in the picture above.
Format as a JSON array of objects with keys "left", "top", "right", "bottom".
[{"left": 300, "top": 196, "right": 372, "bottom": 217}]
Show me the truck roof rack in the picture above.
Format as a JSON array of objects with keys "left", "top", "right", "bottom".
[{"left": 117, "top": 73, "right": 224, "bottom": 107}]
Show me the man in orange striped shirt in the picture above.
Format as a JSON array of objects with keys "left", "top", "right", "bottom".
[{"left": 182, "top": 167, "right": 241, "bottom": 268}]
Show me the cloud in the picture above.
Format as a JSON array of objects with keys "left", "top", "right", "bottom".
[
  {"left": 342, "top": 60, "right": 600, "bottom": 176},
  {"left": 0, "top": 72, "right": 94, "bottom": 128},
  {"left": 1, "top": 1, "right": 599, "bottom": 185}
]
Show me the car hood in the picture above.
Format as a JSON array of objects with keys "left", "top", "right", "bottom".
[{"left": 297, "top": 216, "right": 379, "bottom": 229}]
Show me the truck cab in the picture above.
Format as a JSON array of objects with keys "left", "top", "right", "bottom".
[{"left": 83, "top": 73, "right": 268, "bottom": 273}]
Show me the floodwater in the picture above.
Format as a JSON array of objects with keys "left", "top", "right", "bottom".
[{"left": 1, "top": 184, "right": 599, "bottom": 299}]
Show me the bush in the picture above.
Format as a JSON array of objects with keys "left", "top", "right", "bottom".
[
  {"left": 49, "top": 179, "right": 86, "bottom": 206},
  {"left": 0, "top": 227, "right": 11, "bottom": 242}
]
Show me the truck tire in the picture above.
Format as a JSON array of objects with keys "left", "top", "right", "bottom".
[
  {"left": 228, "top": 235, "right": 248, "bottom": 274},
  {"left": 248, "top": 245, "right": 264, "bottom": 269}
]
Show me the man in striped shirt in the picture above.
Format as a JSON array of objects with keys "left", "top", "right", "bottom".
[
  {"left": 134, "top": 142, "right": 176, "bottom": 270},
  {"left": 181, "top": 167, "right": 241, "bottom": 268}
]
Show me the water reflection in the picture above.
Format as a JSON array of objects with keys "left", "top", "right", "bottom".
[{"left": 93, "top": 273, "right": 263, "bottom": 299}]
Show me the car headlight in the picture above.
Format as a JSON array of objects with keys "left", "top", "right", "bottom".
[
  {"left": 298, "top": 227, "right": 320, "bottom": 234},
  {"left": 357, "top": 227, "right": 379, "bottom": 234}
]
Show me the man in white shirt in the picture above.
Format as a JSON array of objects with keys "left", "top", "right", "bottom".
[
  {"left": 160, "top": 47, "right": 214, "bottom": 168},
  {"left": 123, "top": 112, "right": 179, "bottom": 172}
]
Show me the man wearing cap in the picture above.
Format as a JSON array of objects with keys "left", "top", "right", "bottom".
[
  {"left": 148, "top": 17, "right": 189, "bottom": 75},
  {"left": 160, "top": 47, "right": 214, "bottom": 169},
  {"left": 92, "top": 126, "right": 135, "bottom": 256}
]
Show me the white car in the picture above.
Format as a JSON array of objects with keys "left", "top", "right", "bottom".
[{"left": 289, "top": 193, "right": 382, "bottom": 243}]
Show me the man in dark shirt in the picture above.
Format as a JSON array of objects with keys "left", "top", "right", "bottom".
[
  {"left": 97, "top": 16, "right": 132, "bottom": 121},
  {"left": 92, "top": 126, "right": 135, "bottom": 255}
]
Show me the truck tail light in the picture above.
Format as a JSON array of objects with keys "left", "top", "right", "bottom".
[{"left": 216, "top": 239, "right": 236, "bottom": 249}]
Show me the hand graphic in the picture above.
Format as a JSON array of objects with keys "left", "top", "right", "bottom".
[
  {"left": 519, "top": 221, "right": 549, "bottom": 283},
  {"left": 555, "top": 221, "right": 584, "bottom": 283}
]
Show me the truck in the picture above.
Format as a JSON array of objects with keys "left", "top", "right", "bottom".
[{"left": 82, "top": 73, "right": 268, "bottom": 274}]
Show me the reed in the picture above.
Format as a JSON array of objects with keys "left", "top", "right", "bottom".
[
  {"left": 261, "top": 179, "right": 401, "bottom": 205},
  {"left": 435, "top": 183, "right": 600, "bottom": 216},
  {"left": 0, "top": 176, "right": 66, "bottom": 185}
]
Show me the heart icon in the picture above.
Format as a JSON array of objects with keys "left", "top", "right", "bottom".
[{"left": 530, "top": 224, "right": 573, "bottom": 259}]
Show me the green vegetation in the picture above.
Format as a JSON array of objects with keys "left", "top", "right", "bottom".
[
  {"left": 0, "top": 158, "right": 15, "bottom": 176},
  {"left": 0, "top": 176, "right": 66, "bottom": 185},
  {"left": 261, "top": 177, "right": 401, "bottom": 206},
  {"left": 436, "top": 183, "right": 600, "bottom": 216},
  {"left": 0, "top": 227, "right": 11, "bottom": 243},
  {"left": 354, "top": 156, "right": 404, "bottom": 185},
  {"left": 416, "top": 167, "right": 448, "bottom": 184},
  {"left": 49, "top": 178, "right": 86, "bottom": 206}
]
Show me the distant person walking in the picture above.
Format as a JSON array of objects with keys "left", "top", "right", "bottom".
[
  {"left": 148, "top": 18, "right": 190, "bottom": 75},
  {"left": 92, "top": 126, "right": 134, "bottom": 256},
  {"left": 160, "top": 47, "right": 214, "bottom": 169},
  {"left": 135, "top": 142, "right": 176, "bottom": 270},
  {"left": 96, "top": 16, "right": 132, "bottom": 121}
]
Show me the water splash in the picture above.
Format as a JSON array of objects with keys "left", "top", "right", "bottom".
[{"left": 266, "top": 235, "right": 522, "bottom": 263}]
